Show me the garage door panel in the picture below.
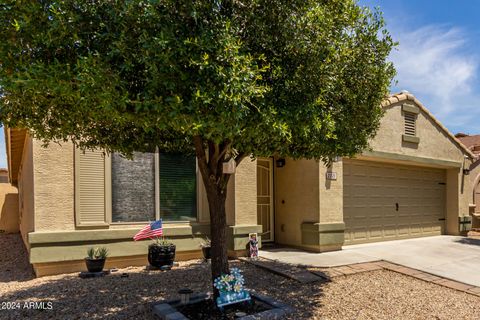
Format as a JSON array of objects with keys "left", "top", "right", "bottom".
[
  {"left": 410, "top": 224, "right": 423, "bottom": 234},
  {"left": 369, "top": 227, "right": 384, "bottom": 239},
  {"left": 383, "top": 226, "right": 397, "bottom": 237},
  {"left": 351, "top": 228, "right": 368, "bottom": 242},
  {"left": 343, "top": 160, "right": 445, "bottom": 245}
]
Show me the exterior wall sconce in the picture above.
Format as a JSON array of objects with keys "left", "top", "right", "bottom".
[
  {"left": 276, "top": 158, "right": 285, "bottom": 168},
  {"left": 462, "top": 154, "right": 470, "bottom": 175}
]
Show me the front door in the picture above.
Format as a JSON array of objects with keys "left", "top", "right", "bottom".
[{"left": 257, "top": 158, "right": 274, "bottom": 242}]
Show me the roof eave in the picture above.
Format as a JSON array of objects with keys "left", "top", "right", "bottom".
[{"left": 382, "top": 93, "right": 476, "bottom": 160}]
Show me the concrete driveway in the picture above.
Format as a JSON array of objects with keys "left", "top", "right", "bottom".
[{"left": 260, "top": 236, "right": 480, "bottom": 286}]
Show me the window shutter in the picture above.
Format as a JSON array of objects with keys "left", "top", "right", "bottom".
[
  {"left": 159, "top": 153, "right": 197, "bottom": 221},
  {"left": 404, "top": 112, "right": 416, "bottom": 136},
  {"left": 75, "top": 149, "right": 108, "bottom": 226}
]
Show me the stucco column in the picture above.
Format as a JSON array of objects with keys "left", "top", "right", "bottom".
[
  {"left": 446, "top": 168, "right": 461, "bottom": 235},
  {"left": 225, "top": 158, "right": 262, "bottom": 256},
  {"left": 302, "top": 159, "right": 345, "bottom": 252}
]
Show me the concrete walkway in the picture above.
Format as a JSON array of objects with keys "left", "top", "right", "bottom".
[{"left": 260, "top": 236, "right": 480, "bottom": 286}]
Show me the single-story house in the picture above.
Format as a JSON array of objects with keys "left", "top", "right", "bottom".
[{"left": 3, "top": 92, "right": 478, "bottom": 276}]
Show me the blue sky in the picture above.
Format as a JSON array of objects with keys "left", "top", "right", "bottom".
[
  {"left": 0, "top": 1, "right": 478, "bottom": 168},
  {"left": 361, "top": 0, "right": 480, "bottom": 134}
]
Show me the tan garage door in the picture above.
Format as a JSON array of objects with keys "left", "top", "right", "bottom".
[{"left": 343, "top": 159, "right": 445, "bottom": 245}]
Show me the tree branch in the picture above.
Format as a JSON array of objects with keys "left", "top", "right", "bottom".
[
  {"left": 217, "top": 140, "right": 231, "bottom": 161},
  {"left": 207, "top": 141, "right": 219, "bottom": 174},
  {"left": 193, "top": 136, "right": 213, "bottom": 186},
  {"left": 235, "top": 152, "right": 247, "bottom": 166}
]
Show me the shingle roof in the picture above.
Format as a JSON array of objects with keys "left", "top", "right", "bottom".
[{"left": 382, "top": 92, "right": 476, "bottom": 159}]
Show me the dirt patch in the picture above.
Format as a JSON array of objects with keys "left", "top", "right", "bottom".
[{"left": 0, "top": 234, "right": 34, "bottom": 282}]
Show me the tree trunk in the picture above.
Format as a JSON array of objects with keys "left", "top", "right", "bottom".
[
  {"left": 205, "top": 183, "right": 229, "bottom": 289},
  {"left": 193, "top": 136, "right": 232, "bottom": 297}
]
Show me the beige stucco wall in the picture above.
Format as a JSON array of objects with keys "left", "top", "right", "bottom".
[
  {"left": 225, "top": 173, "right": 235, "bottom": 226},
  {"left": 224, "top": 157, "right": 258, "bottom": 226},
  {"left": 234, "top": 158, "right": 257, "bottom": 225},
  {"left": 467, "top": 162, "right": 480, "bottom": 228},
  {"left": 197, "top": 174, "right": 211, "bottom": 223},
  {"left": 29, "top": 140, "right": 256, "bottom": 231},
  {"left": 370, "top": 103, "right": 467, "bottom": 162},
  {"left": 0, "top": 182, "right": 19, "bottom": 233},
  {"left": 274, "top": 158, "right": 320, "bottom": 247},
  {"left": 32, "top": 140, "right": 75, "bottom": 231},
  {"left": 319, "top": 160, "right": 343, "bottom": 224},
  {"left": 459, "top": 161, "right": 474, "bottom": 219},
  {"left": 357, "top": 100, "right": 473, "bottom": 235},
  {"left": 18, "top": 137, "right": 35, "bottom": 248}
]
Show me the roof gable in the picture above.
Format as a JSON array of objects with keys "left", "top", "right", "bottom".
[{"left": 380, "top": 92, "right": 475, "bottom": 159}]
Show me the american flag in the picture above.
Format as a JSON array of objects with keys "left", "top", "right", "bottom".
[{"left": 133, "top": 219, "right": 163, "bottom": 241}]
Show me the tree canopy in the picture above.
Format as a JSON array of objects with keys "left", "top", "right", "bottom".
[
  {"left": 0, "top": 0, "right": 396, "bottom": 286},
  {"left": 0, "top": 0, "right": 395, "bottom": 162}
]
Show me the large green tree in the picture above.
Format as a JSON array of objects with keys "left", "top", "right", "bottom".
[{"left": 0, "top": 0, "right": 395, "bottom": 289}]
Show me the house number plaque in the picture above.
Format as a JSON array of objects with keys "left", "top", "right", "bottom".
[{"left": 326, "top": 172, "right": 337, "bottom": 180}]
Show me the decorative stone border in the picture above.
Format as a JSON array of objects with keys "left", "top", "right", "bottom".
[
  {"left": 314, "top": 261, "right": 480, "bottom": 297},
  {"left": 152, "top": 292, "right": 294, "bottom": 320},
  {"left": 239, "top": 257, "right": 326, "bottom": 283},
  {"left": 243, "top": 256, "right": 480, "bottom": 298}
]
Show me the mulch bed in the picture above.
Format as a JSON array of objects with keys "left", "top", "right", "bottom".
[{"left": 177, "top": 298, "right": 269, "bottom": 320}]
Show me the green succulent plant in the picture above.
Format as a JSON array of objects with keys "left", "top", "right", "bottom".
[
  {"left": 199, "top": 237, "right": 211, "bottom": 248},
  {"left": 153, "top": 236, "right": 174, "bottom": 246},
  {"left": 86, "top": 247, "right": 109, "bottom": 260}
]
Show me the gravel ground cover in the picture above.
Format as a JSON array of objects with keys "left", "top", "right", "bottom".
[{"left": 1, "top": 234, "right": 479, "bottom": 320}]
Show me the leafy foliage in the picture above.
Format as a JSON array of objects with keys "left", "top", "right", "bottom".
[
  {"left": 0, "top": 0, "right": 395, "bottom": 162},
  {"left": 0, "top": 0, "right": 396, "bottom": 287}
]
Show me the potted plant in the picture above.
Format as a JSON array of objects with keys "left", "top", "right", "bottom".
[
  {"left": 148, "top": 237, "right": 176, "bottom": 268},
  {"left": 199, "top": 237, "right": 211, "bottom": 260},
  {"left": 85, "top": 247, "right": 108, "bottom": 273}
]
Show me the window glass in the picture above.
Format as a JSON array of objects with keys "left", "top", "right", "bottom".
[
  {"left": 159, "top": 153, "right": 197, "bottom": 222},
  {"left": 111, "top": 152, "right": 156, "bottom": 222}
]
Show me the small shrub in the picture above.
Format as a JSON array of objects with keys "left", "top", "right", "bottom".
[
  {"left": 153, "top": 237, "right": 174, "bottom": 246},
  {"left": 199, "top": 237, "right": 211, "bottom": 248},
  {"left": 86, "top": 247, "right": 109, "bottom": 259}
]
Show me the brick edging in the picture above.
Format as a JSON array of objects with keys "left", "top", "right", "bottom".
[{"left": 316, "top": 261, "right": 480, "bottom": 297}]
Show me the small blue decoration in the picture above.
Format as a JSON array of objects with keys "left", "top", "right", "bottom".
[{"left": 214, "top": 268, "right": 251, "bottom": 308}]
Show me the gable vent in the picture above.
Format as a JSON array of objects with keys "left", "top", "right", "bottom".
[{"left": 404, "top": 112, "right": 416, "bottom": 136}]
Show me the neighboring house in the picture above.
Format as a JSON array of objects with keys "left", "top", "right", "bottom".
[
  {"left": 4, "top": 92, "right": 477, "bottom": 277},
  {"left": 0, "top": 168, "right": 19, "bottom": 233},
  {"left": 456, "top": 133, "right": 480, "bottom": 228}
]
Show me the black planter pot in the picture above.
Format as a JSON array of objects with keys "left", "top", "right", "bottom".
[
  {"left": 201, "top": 246, "right": 211, "bottom": 260},
  {"left": 148, "top": 244, "right": 176, "bottom": 268},
  {"left": 85, "top": 258, "right": 106, "bottom": 273}
]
